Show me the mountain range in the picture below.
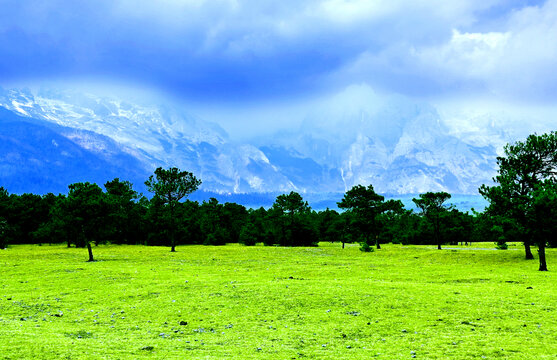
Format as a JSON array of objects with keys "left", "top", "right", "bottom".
[{"left": 0, "top": 86, "right": 516, "bottom": 204}]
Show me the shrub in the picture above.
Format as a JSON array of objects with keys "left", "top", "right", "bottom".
[{"left": 360, "top": 242, "right": 374, "bottom": 252}]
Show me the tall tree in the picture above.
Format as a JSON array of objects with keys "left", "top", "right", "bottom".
[
  {"left": 273, "top": 191, "right": 310, "bottom": 223},
  {"left": 145, "top": 167, "right": 201, "bottom": 252},
  {"left": 269, "top": 191, "right": 316, "bottom": 246},
  {"left": 317, "top": 209, "right": 342, "bottom": 245},
  {"left": 338, "top": 184, "right": 401, "bottom": 250},
  {"left": 412, "top": 192, "right": 452, "bottom": 250},
  {"left": 8, "top": 193, "right": 48, "bottom": 244},
  {"left": 32, "top": 194, "right": 70, "bottom": 246},
  {"left": 104, "top": 178, "right": 142, "bottom": 244},
  {"left": 199, "top": 198, "right": 227, "bottom": 245},
  {"left": 479, "top": 132, "right": 557, "bottom": 270},
  {"left": 65, "top": 182, "right": 110, "bottom": 262}
]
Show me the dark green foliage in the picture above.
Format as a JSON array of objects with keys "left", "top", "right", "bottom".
[
  {"left": 412, "top": 192, "right": 452, "bottom": 250},
  {"left": 32, "top": 194, "right": 69, "bottom": 246},
  {"left": 196, "top": 199, "right": 249, "bottom": 245},
  {"left": 359, "top": 241, "right": 374, "bottom": 252},
  {"left": 480, "top": 131, "right": 557, "bottom": 270},
  {"left": 266, "top": 192, "right": 318, "bottom": 247},
  {"left": 317, "top": 209, "right": 345, "bottom": 246},
  {"left": 145, "top": 167, "right": 201, "bottom": 251},
  {"left": 104, "top": 178, "right": 146, "bottom": 245},
  {"left": 0, "top": 187, "right": 11, "bottom": 248},
  {"left": 0, "top": 187, "right": 53, "bottom": 246},
  {"left": 382, "top": 209, "right": 424, "bottom": 245},
  {"left": 199, "top": 198, "right": 227, "bottom": 245},
  {"left": 222, "top": 202, "right": 249, "bottom": 243},
  {"left": 2, "top": 132, "right": 556, "bottom": 275},
  {"left": 67, "top": 182, "right": 112, "bottom": 261},
  {"left": 31, "top": 182, "right": 112, "bottom": 260},
  {"left": 493, "top": 226, "right": 509, "bottom": 250},
  {"left": 442, "top": 209, "right": 473, "bottom": 245},
  {"left": 145, "top": 195, "right": 172, "bottom": 246},
  {"left": 239, "top": 222, "right": 259, "bottom": 246},
  {"left": 244, "top": 207, "right": 269, "bottom": 245},
  {"left": 338, "top": 184, "right": 403, "bottom": 250},
  {"left": 529, "top": 181, "right": 557, "bottom": 268},
  {"left": 145, "top": 167, "right": 202, "bottom": 205},
  {"left": 177, "top": 200, "right": 203, "bottom": 245},
  {"left": 0, "top": 217, "right": 8, "bottom": 249}
]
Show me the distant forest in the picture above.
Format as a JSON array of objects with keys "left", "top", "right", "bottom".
[{"left": 1, "top": 132, "right": 556, "bottom": 271}]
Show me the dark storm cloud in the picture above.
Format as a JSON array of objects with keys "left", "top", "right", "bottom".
[{"left": 0, "top": 0, "right": 554, "bottom": 102}]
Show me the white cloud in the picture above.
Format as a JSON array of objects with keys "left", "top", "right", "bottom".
[
  {"left": 325, "top": 0, "right": 557, "bottom": 103},
  {"left": 319, "top": 0, "right": 399, "bottom": 24},
  {"left": 415, "top": 29, "right": 511, "bottom": 80},
  {"left": 1, "top": 0, "right": 554, "bottom": 103}
]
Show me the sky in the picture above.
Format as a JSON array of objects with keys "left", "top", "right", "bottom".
[{"left": 1, "top": 0, "right": 556, "bottom": 138}]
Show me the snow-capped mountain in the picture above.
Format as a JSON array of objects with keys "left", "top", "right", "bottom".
[
  {"left": 0, "top": 86, "right": 513, "bottom": 196},
  {"left": 0, "top": 87, "right": 298, "bottom": 194},
  {"left": 0, "top": 106, "right": 149, "bottom": 194},
  {"left": 255, "top": 99, "right": 504, "bottom": 194}
]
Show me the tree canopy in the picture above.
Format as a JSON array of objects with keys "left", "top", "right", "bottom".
[
  {"left": 480, "top": 132, "right": 557, "bottom": 270},
  {"left": 338, "top": 184, "right": 403, "bottom": 250},
  {"left": 145, "top": 167, "right": 202, "bottom": 252},
  {"left": 412, "top": 192, "right": 451, "bottom": 250}
]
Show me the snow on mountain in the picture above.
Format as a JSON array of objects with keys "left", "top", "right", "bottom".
[
  {"left": 0, "top": 87, "right": 296, "bottom": 194},
  {"left": 0, "top": 86, "right": 525, "bottom": 196},
  {"left": 0, "top": 106, "right": 149, "bottom": 194},
  {"left": 255, "top": 98, "right": 503, "bottom": 194}
]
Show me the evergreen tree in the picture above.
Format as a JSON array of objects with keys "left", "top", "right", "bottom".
[
  {"left": 338, "top": 184, "right": 402, "bottom": 250},
  {"left": 480, "top": 132, "right": 557, "bottom": 270},
  {"left": 412, "top": 192, "right": 451, "bottom": 250},
  {"left": 145, "top": 167, "right": 201, "bottom": 252}
]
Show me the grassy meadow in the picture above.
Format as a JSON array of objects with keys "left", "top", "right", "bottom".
[{"left": 0, "top": 243, "right": 556, "bottom": 359}]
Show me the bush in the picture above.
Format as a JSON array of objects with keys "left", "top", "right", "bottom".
[
  {"left": 360, "top": 242, "right": 374, "bottom": 252},
  {"left": 492, "top": 225, "right": 508, "bottom": 250}
]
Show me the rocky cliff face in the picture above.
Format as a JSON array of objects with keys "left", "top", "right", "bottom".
[{"left": 0, "top": 87, "right": 505, "bottom": 195}]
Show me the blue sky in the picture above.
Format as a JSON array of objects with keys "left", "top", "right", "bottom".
[{"left": 1, "top": 0, "right": 556, "bottom": 137}]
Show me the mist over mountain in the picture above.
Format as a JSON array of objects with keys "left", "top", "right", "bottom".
[
  {"left": 253, "top": 95, "right": 504, "bottom": 195},
  {"left": 0, "top": 86, "right": 521, "bottom": 201}
]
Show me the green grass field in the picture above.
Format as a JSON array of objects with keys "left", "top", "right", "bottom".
[{"left": 0, "top": 243, "right": 555, "bottom": 359}]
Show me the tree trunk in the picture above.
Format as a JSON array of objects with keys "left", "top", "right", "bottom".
[
  {"left": 170, "top": 202, "right": 176, "bottom": 252},
  {"left": 86, "top": 242, "right": 94, "bottom": 262},
  {"left": 538, "top": 242, "right": 548, "bottom": 271},
  {"left": 524, "top": 242, "right": 535, "bottom": 260},
  {"left": 434, "top": 229, "right": 442, "bottom": 250},
  {"left": 342, "top": 241, "right": 345, "bottom": 249},
  {"left": 434, "top": 216, "right": 442, "bottom": 250},
  {"left": 375, "top": 235, "right": 381, "bottom": 250}
]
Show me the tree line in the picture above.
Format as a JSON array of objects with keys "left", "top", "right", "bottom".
[{"left": 1, "top": 132, "right": 556, "bottom": 271}]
